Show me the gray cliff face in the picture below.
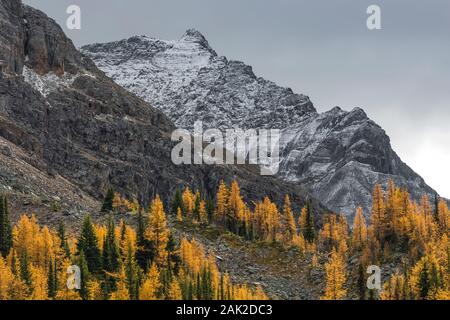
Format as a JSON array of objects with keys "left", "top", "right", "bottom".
[
  {"left": 0, "top": 2, "right": 325, "bottom": 225},
  {"left": 0, "top": 0, "right": 24, "bottom": 74},
  {"left": 279, "top": 107, "right": 435, "bottom": 217},
  {"left": 82, "top": 31, "right": 437, "bottom": 219}
]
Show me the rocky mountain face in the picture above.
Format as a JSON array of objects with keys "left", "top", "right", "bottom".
[
  {"left": 0, "top": 1, "right": 325, "bottom": 225},
  {"left": 82, "top": 31, "right": 437, "bottom": 219}
]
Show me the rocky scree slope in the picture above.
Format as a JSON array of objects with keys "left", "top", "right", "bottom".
[{"left": 82, "top": 30, "right": 437, "bottom": 219}]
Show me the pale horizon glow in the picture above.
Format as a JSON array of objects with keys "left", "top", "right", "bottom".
[{"left": 402, "top": 140, "right": 450, "bottom": 200}]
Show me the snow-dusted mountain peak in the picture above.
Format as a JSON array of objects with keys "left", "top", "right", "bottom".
[
  {"left": 82, "top": 31, "right": 437, "bottom": 219},
  {"left": 180, "top": 28, "right": 215, "bottom": 51}
]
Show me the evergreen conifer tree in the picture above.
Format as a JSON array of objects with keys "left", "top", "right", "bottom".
[
  {"left": 101, "top": 187, "right": 115, "bottom": 212},
  {"left": 102, "top": 215, "right": 120, "bottom": 274},
  {"left": 47, "top": 259, "right": 57, "bottom": 299},
  {"left": 77, "top": 250, "right": 90, "bottom": 300},
  {"left": 77, "top": 215, "right": 101, "bottom": 273},
  {"left": 57, "top": 221, "right": 71, "bottom": 258},
  {"left": 0, "top": 195, "right": 12, "bottom": 257},
  {"left": 303, "top": 200, "right": 315, "bottom": 242},
  {"left": 170, "top": 188, "right": 183, "bottom": 216}
]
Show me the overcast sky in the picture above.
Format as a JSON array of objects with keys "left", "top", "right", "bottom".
[{"left": 24, "top": 0, "right": 450, "bottom": 198}]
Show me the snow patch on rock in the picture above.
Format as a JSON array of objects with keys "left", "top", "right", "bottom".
[{"left": 22, "top": 66, "right": 77, "bottom": 97}]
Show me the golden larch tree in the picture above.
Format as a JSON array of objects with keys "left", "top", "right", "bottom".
[
  {"left": 321, "top": 248, "right": 347, "bottom": 300},
  {"left": 145, "top": 195, "right": 170, "bottom": 266},
  {"left": 282, "top": 195, "right": 297, "bottom": 245},
  {"left": 352, "top": 207, "right": 367, "bottom": 250},
  {"left": 371, "top": 184, "right": 386, "bottom": 243},
  {"left": 182, "top": 187, "right": 195, "bottom": 217},
  {"left": 30, "top": 265, "right": 48, "bottom": 300},
  {"left": 139, "top": 263, "right": 161, "bottom": 300},
  {"left": 215, "top": 180, "right": 229, "bottom": 223},
  {"left": 167, "top": 278, "right": 182, "bottom": 300}
]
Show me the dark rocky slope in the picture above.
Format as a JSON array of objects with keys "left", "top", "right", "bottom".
[{"left": 0, "top": 1, "right": 325, "bottom": 225}]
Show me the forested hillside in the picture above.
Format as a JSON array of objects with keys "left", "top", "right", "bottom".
[{"left": 0, "top": 180, "right": 448, "bottom": 300}]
